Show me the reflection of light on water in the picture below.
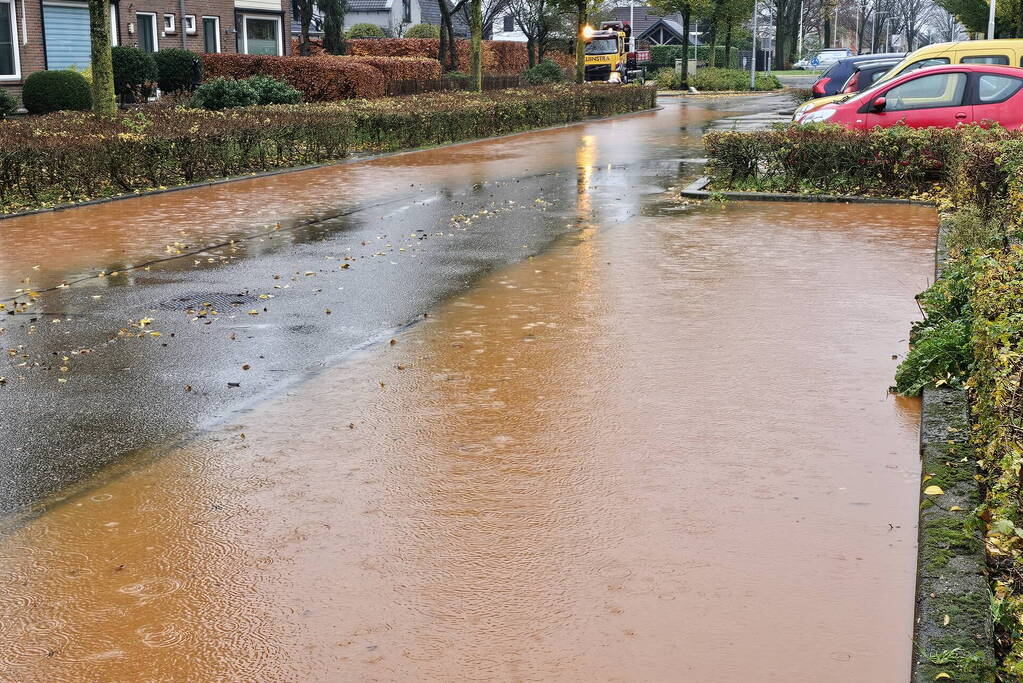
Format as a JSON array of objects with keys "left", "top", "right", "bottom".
[{"left": 575, "top": 135, "right": 596, "bottom": 230}]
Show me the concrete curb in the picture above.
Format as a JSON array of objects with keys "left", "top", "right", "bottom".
[
  {"left": 0, "top": 104, "right": 660, "bottom": 223},
  {"left": 911, "top": 219, "right": 996, "bottom": 683},
  {"left": 680, "top": 176, "right": 938, "bottom": 205}
]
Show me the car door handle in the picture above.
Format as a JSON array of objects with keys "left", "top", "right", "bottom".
[{"left": 955, "top": 112, "right": 968, "bottom": 119}]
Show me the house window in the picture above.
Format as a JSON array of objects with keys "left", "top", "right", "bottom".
[
  {"left": 202, "top": 16, "right": 220, "bottom": 52},
  {"left": 503, "top": 14, "right": 513, "bottom": 33},
  {"left": 163, "top": 13, "right": 176, "bottom": 33},
  {"left": 0, "top": 0, "right": 19, "bottom": 79},
  {"left": 184, "top": 14, "right": 196, "bottom": 34},
  {"left": 241, "top": 15, "right": 282, "bottom": 55},
  {"left": 402, "top": 0, "right": 411, "bottom": 23},
  {"left": 137, "top": 12, "right": 158, "bottom": 52},
  {"left": 42, "top": 2, "right": 118, "bottom": 69}
]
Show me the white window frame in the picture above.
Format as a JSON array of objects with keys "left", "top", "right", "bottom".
[
  {"left": 240, "top": 13, "right": 282, "bottom": 56},
  {"left": 136, "top": 11, "right": 157, "bottom": 51},
  {"left": 183, "top": 14, "right": 195, "bottom": 33},
  {"left": 201, "top": 15, "right": 220, "bottom": 52},
  {"left": 0, "top": 0, "right": 21, "bottom": 81},
  {"left": 163, "top": 12, "right": 175, "bottom": 34}
]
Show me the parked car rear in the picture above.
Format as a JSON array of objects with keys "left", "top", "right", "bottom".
[
  {"left": 810, "top": 52, "right": 905, "bottom": 97},
  {"left": 795, "top": 64, "right": 1023, "bottom": 130},
  {"left": 840, "top": 58, "right": 904, "bottom": 94}
]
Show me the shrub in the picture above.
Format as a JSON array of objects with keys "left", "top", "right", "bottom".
[
  {"left": 522, "top": 59, "right": 564, "bottom": 85},
  {"left": 653, "top": 67, "right": 678, "bottom": 90},
  {"left": 154, "top": 48, "right": 202, "bottom": 92},
  {"left": 754, "top": 72, "right": 782, "bottom": 91},
  {"left": 689, "top": 67, "right": 779, "bottom": 92},
  {"left": 111, "top": 45, "right": 158, "bottom": 102},
  {"left": 404, "top": 23, "right": 440, "bottom": 38},
  {"left": 0, "top": 89, "right": 17, "bottom": 119},
  {"left": 347, "top": 23, "right": 386, "bottom": 38},
  {"left": 21, "top": 70, "right": 92, "bottom": 114},
  {"left": 193, "top": 77, "right": 259, "bottom": 109},
  {"left": 202, "top": 53, "right": 385, "bottom": 100},
  {"left": 892, "top": 318, "right": 972, "bottom": 394},
  {"left": 244, "top": 75, "right": 302, "bottom": 105}
]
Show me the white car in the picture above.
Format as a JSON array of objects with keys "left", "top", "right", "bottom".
[{"left": 798, "top": 48, "right": 854, "bottom": 70}]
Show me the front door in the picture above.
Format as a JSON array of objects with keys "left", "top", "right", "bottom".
[
  {"left": 137, "top": 12, "right": 157, "bottom": 52},
  {"left": 866, "top": 71, "right": 971, "bottom": 128}
]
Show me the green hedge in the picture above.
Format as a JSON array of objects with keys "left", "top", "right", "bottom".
[
  {"left": 0, "top": 84, "right": 656, "bottom": 214},
  {"left": 690, "top": 67, "right": 779, "bottom": 91},
  {"left": 648, "top": 45, "right": 739, "bottom": 69}
]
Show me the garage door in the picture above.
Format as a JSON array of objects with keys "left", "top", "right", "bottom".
[{"left": 43, "top": 4, "right": 90, "bottom": 70}]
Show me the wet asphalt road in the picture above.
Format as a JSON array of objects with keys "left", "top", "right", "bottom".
[{"left": 0, "top": 93, "right": 797, "bottom": 520}]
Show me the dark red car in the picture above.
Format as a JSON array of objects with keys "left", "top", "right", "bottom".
[{"left": 794, "top": 64, "right": 1023, "bottom": 130}]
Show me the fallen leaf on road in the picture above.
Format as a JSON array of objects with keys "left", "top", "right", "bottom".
[{"left": 923, "top": 485, "right": 944, "bottom": 495}]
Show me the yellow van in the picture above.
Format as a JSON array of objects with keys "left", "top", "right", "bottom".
[{"left": 794, "top": 39, "right": 1023, "bottom": 119}]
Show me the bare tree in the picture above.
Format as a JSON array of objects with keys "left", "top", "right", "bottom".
[
  {"left": 507, "top": 0, "right": 559, "bottom": 66},
  {"left": 927, "top": 4, "right": 966, "bottom": 41}
]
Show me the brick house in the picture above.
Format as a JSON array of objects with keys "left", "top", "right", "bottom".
[{"left": 1, "top": 0, "right": 292, "bottom": 101}]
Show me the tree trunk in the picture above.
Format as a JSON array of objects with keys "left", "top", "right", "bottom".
[
  {"left": 680, "top": 5, "right": 690, "bottom": 88},
  {"left": 88, "top": 0, "right": 115, "bottom": 114},
  {"left": 526, "top": 37, "right": 536, "bottom": 67},
  {"left": 470, "top": 0, "right": 483, "bottom": 90},
  {"left": 439, "top": 12, "right": 448, "bottom": 68},
  {"left": 724, "top": 23, "right": 732, "bottom": 69},
  {"left": 708, "top": 20, "right": 718, "bottom": 67},
  {"left": 298, "top": 0, "right": 312, "bottom": 55},
  {"left": 823, "top": 14, "right": 832, "bottom": 48},
  {"left": 575, "top": 0, "right": 586, "bottom": 83}
]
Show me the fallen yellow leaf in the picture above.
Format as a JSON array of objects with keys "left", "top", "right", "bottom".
[
  {"left": 935, "top": 674, "right": 951, "bottom": 680},
  {"left": 924, "top": 485, "right": 945, "bottom": 495}
]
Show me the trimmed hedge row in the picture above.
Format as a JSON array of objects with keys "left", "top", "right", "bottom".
[
  {"left": 202, "top": 54, "right": 385, "bottom": 100},
  {"left": 344, "top": 38, "right": 574, "bottom": 74},
  {"left": 0, "top": 84, "right": 656, "bottom": 214},
  {"left": 704, "top": 124, "right": 968, "bottom": 196}
]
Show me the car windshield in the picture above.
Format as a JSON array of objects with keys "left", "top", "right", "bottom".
[{"left": 586, "top": 38, "right": 617, "bottom": 55}]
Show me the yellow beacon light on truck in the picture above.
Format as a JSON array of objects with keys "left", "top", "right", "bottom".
[{"left": 583, "top": 25, "right": 595, "bottom": 39}]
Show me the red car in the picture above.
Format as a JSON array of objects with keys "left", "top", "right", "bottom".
[{"left": 794, "top": 64, "right": 1023, "bottom": 130}]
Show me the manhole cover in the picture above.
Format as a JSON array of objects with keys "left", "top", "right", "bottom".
[{"left": 157, "top": 291, "right": 258, "bottom": 311}]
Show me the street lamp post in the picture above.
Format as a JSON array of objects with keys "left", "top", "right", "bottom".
[
  {"left": 987, "top": 0, "right": 996, "bottom": 39},
  {"left": 629, "top": 0, "right": 635, "bottom": 52},
  {"left": 750, "top": 0, "right": 757, "bottom": 89}
]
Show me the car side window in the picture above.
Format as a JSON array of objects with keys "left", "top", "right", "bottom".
[
  {"left": 895, "top": 57, "right": 950, "bottom": 77},
  {"left": 883, "top": 72, "right": 967, "bottom": 112},
  {"left": 868, "top": 70, "right": 886, "bottom": 85},
  {"left": 960, "top": 55, "right": 1010, "bottom": 65},
  {"left": 977, "top": 74, "right": 1023, "bottom": 104}
]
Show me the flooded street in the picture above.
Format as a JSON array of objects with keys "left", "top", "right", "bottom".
[{"left": 0, "top": 95, "right": 937, "bottom": 682}]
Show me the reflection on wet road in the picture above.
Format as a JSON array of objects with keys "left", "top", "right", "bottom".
[{"left": 0, "top": 94, "right": 936, "bottom": 682}]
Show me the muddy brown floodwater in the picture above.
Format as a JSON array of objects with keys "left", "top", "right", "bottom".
[{"left": 0, "top": 99, "right": 937, "bottom": 682}]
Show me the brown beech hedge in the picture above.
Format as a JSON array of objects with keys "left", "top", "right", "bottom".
[
  {"left": 0, "top": 84, "right": 656, "bottom": 215},
  {"left": 293, "top": 38, "right": 575, "bottom": 75}
]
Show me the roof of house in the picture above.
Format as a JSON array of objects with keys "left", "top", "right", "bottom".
[
  {"left": 419, "top": 0, "right": 470, "bottom": 36},
  {"left": 612, "top": 5, "right": 680, "bottom": 35},
  {"left": 348, "top": 0, "right": 392, "bottom": 11}
]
